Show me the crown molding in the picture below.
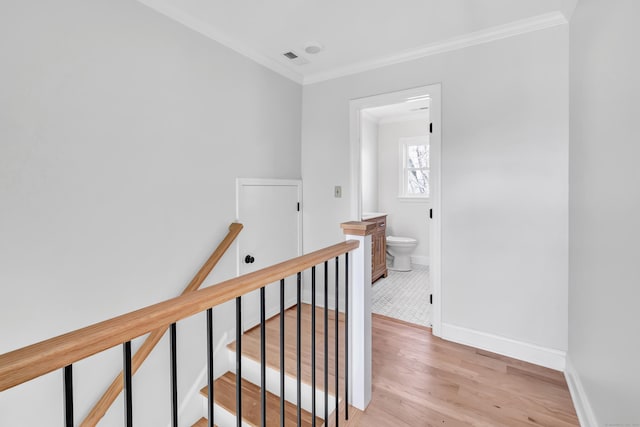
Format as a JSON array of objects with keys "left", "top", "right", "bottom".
[
  {"left": 136, "top": 0, "right": 304, "bottom": 84},
  {"left": 137, "top": 2, "right": 567, "bottom": 87},
  {"left": 303, "top": 11, "right": 568, "bottom": 85}
]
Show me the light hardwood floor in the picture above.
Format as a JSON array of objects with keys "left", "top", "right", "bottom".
[
  {"left": 345, "top": 314, "right": 579, "bottom": 427},
  {"left": 231, "top": 305, "right": 579, "bottom": 426}
]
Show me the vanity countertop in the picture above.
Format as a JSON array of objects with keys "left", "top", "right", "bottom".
[{"left": 362, "top": 212, "right": 387, "bottom": 221}]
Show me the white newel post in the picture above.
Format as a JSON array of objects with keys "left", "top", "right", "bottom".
[{"left": 341, "top": 221, "right": 375, "bottom": 411}]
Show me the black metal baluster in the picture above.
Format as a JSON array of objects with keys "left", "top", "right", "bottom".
[
  {"left": 236, "top": 296, "right": 242, "bottom": 427},
  {"left": 297, "top": 272, "right": 302, "bottom": 426},
  {"left": 170, "top": 323, "right": 178, "bottom": 427},
  {"left": 207, "top": 308, "right": 215, "bottom": 427},
  {"left": 335, "top": 256, "right": 340, "bottom": 427},
  {"left": 260, "top": 287, "right": 266, "bottom": 427},
  {"left": 63, "top": 365, "right": 73, "bottom": 427},
  {"left": 345, "top": 253, "right": 350, "bottom": 420},
  {"left": 280, "top": 278, "right": 285, "bottom": 427},
  {"left": 311, "top": 266, "right": 317, "bottom": 427},
  {"left": 123, "top": 341, "right": 133, "bottom": 427},
  {"left": 323, "top": 261, "right": 329, "bottom": 424}
]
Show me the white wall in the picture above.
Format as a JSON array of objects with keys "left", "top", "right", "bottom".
[
  {"left": 377, "top": 118, "right": 430, "bottom": 264},
  {"left": 0, "top": 1, "right": 301, "bottom": 425},
  {"left": 360, "top": 114, "right": 379, "bottom": 213},
  {"left": 302, "top": 26, "right": 568, "bottom": 354},
  {"left": 569, "top": 0, "right": 640, "bottom": 424}
]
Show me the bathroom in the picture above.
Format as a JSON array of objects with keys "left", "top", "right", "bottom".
[{"left": 361, "top": 96, "right": 432, "bottom": 327}]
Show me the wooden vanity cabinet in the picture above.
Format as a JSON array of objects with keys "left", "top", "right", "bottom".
[{"left": 368, "top": 215, "right": 388, "bottom": 283}]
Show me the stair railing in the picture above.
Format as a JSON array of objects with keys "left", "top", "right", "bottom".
[
  {"left": 0, "top": 233, "right": 359, "bottom": 427},
  {"left": 81, "top": 222, "right": 243, "bottom": 426}
]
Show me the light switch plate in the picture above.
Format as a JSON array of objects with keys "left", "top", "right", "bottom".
[{"left": 334, "top": 186, "right": 342, "bottom": 198}]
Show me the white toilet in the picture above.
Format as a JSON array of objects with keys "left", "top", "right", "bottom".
[{"left": 386, "top": 236, "right": 418, "bottom": 271}]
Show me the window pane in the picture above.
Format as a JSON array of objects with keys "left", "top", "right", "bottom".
[
  {"left": 407, "top": 144, "right": 429, "bottom": 169},
  {"left": 407, "top": 169, "right": 429, "bottom": 196}
]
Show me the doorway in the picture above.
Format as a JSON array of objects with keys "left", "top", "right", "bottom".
[
  {"left": 236, "top": 178, "right": 302, "bottom": 331},
  {"left": 349, "top": 84, "right": 442, "bottom": 336}
]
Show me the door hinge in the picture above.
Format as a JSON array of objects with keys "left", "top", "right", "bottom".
[
  {"left": 429, "top": 209, "right": 432, "bottom": 219},
  {"left": 429, "top": 123, "right": 433, "bottom": 134},
  {"left": 297, "top": 202, "right": 300, "bottom": 212},
  {"left": 430, "top": 294, "right": 433, "bottom": 305}
]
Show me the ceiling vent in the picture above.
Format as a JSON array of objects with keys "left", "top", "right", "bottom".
[{"left": 282, "top": 51, "right": 309, "bottom": 66}]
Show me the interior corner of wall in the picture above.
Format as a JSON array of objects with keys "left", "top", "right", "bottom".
[{"left": 564, "top": 355, "right": 599, "bottom": 427}]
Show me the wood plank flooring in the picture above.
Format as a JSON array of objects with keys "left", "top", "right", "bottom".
[
  {"left": 223, "top": 305, "right": 578, "bottom": 426},
  {"left": 342, "top": 314, "right": 579, "bottom": 427}
]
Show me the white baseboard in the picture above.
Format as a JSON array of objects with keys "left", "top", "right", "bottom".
[
  {"left": 564, "top": 356, "right": 599, "bottom": 427},
  {"left": 441, "top": 323, "right": 566, "bottom": 371},
  {"left": 410, "top": 255, "right": 430, "bottom": 266}
]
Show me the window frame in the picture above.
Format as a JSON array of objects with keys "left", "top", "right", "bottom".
[{"left": 398, "top": 136, "right": 430, "bottom": 200}]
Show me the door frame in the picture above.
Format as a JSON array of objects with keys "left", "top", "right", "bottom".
[
  {"left": 348, "top": 84, "right": 443, "bottom": 336},
  {"left": 235, "top": 178, "right": 303, "bottom": 324}
]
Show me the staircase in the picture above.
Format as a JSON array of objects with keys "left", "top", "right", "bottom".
[
  {"left": 0, "top": 236, "right": 365, "bottom": 427},
  {"left": 192, "top": 304, "right": 347, "bottom": 427}
]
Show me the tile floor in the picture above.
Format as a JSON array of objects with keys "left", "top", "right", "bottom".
[{"left": 371, "top": 264, "right": 431, "bottom": 327}]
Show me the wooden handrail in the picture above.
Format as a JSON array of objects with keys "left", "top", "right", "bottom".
[
  {"left": 81, "top": 222, "right": 243, "bottom": 426},
  {"left": 0, "top": 239, "right": 359, "bottom": 394}
]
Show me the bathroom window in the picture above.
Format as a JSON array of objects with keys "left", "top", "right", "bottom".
[{"left": 399, "top": 136, "right": 430, "bottom": 199}]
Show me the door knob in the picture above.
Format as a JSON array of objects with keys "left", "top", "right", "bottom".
[{"left": 244, "top": 255, "right": 255, "bottom": 264}]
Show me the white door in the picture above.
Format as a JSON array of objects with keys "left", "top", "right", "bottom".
[{"left": 237, "top": 179, "right": 301, "bottom": 330}]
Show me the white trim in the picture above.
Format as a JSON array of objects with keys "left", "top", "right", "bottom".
[
  {"left": 441, "top": 323, "right": 567, "bottom": 371},
  {"left": 343, "top": 233, "right": 373, "bottom": 410},
  {"left": 136, "top": 0, "right": 304, "bottom": 84},
  {"left": 410, "top": 255, "right": 429, "bottom": 266},
  {"left": 377, "top": 112, "right": 430, "bottom": 125},
  {"left": 236, "top": 178, "right": 303, "bottom": 187},
  {"left": 565, "top": 356, "right": 599, "bottom": 427},
  {"left": 349, "top": 84, "right": 442, "bottom": 336},
  {"left": 427, "top": 86, "right": 442, "bottom": 337},
  {"left": 397, "top": 196, "right": 431, "bottom": 203},
  {"left": 136, "top": 3, "right": 565, "bottom": 86},
  {"left": 304, "top": 12, "right": 567, "bottom": 84}
]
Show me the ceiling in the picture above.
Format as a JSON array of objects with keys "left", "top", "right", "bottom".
[{"left": 138, "top": 0, "right": 577, "bottom": 84}]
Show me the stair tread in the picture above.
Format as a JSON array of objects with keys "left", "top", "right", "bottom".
[
  {"left": 200, "top": 372, "right": 322, "bottom": 427},
  {"left": 228, "top": 304, "right": 346, "bottom": 393},
  {"left": 192, "top": 417, "right": 216, "bottom": 427}
]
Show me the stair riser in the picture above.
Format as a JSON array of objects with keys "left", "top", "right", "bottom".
[
  {"left": 200, "top": 402, "right": 252, "bottom": 427},
  {"left": 198, "top": 402, "right": 337, "bottom": 427},
  {"left": 226, "top": 349, "right": 337, "bottom": 417}
]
